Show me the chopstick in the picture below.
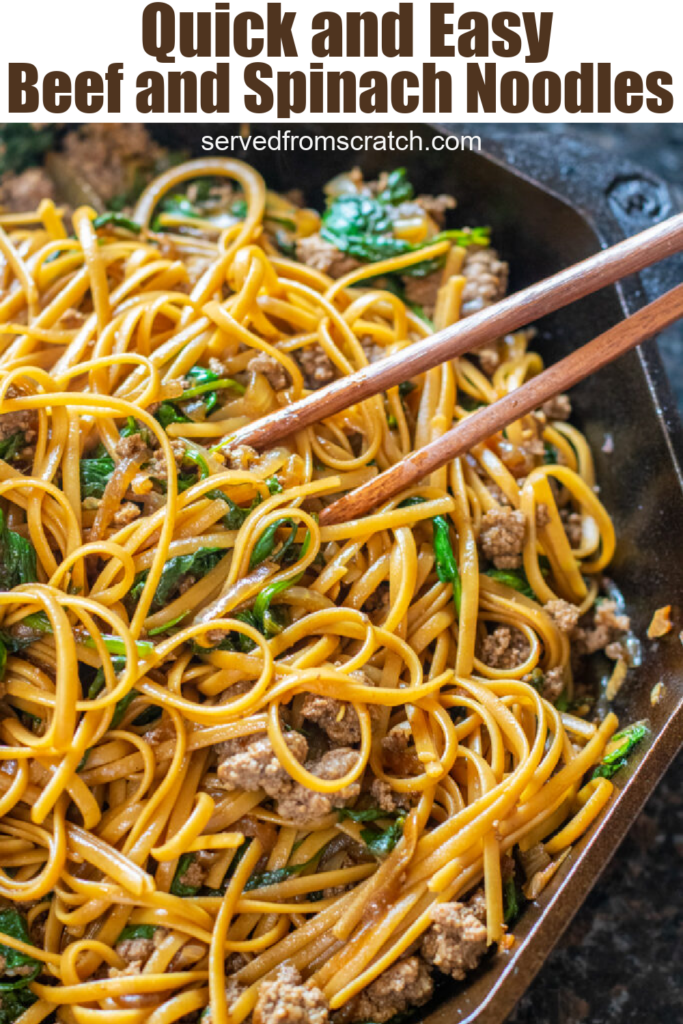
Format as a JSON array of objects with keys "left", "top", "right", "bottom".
[
  {"left": 226, "top": 211, "right": 683, "bottom": 454},
  {"left": 318, "top": 283, "right": 683, "bottom": 526}
]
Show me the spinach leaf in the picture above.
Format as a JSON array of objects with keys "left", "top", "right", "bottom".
[
  {"left": 503, "top": 877, "right": 522, "bottom": 924},
  {"left": 0, "top": 125, "right": 55, "bottom": 176},
  {"left": 0, "top": 511, "right": 38, "bottom": 591},
  {"left": 155, "top": 402, "right": 191, "bottom": 429},
  {"left": 253, "top": 530, "right": 311, "bottom": 636},
  {"left": 129, "top": 547, "right": 224, "bottom": 613},
  {"left": 591, "top": 722, "right": 648, "bottom": 780},
  {"left": 182, "top": 368, "right": 244, "bottom": 415},
  {"left": 267, "top": 476, "right": 283, "bottom": 494},
  {"left": 249, "top": 519, "right": 293, "bottom": 569},
  {"left": 171, "top": 853, "right": 202, "bottom": 897},
  {"left": 406, "top": 302, "right": 434, "bottom": 328},
  {"left": 360, "top": 817, "right": 405, "bottom": 858},
  {"left": 79, "top": 455, "right": 115, "bottom": 499},
  {"left": 244, "top": 850, "right": 322, "bottom": 892},
  {"left": 147, "top": 612, "right": 189, "bottom": 637},
  {"left": 485, "top": 568, "right": 536, "bottom": 601},
  {"left": 433, "top": 515, "right": 462, "bottom": 614},
  {"left": 5, "top": 613, "right": 153, "bottom": 660},
  {"left": 378, "top": 168, "right": 414, "bottom": 205},
  {"left": 93, "top": 212, "right": 142, "bottom": 234},
  {"left": 399, "top": 498, "right": 461, "bottom": 615},
  {"left": 321, "top": 185, "right": 490, "bottom": 276},
  {"left": 156, "top": 365, "right": 243, "bottom": 422},
  {"left": 0, "top": 988, "right": 37, "bottom": 1023},
  {"left": 337, "top": 807, "right": 400, "bottom": 823},
  {"left": 116, "top": 924, "right": 156, "bottom": 943},
  {"left": 0, "top": 909, "right": 40, "bottom": 990},
  {"left": 202, "top": 838, "right": 252, "bottom": 897},
  {"left": 231, "top": 198, "right": 248, "bottom": 219},
  {"left": 0, "top": 433, "right": 26, "bottom": 463}
]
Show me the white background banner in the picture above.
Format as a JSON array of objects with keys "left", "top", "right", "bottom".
[{"left": 0, "top": 0, "right": 679, "bottom": 122}]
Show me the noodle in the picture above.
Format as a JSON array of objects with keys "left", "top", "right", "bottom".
[{"left": 0, "top": 154, "right": 634, "bottom": 1023}]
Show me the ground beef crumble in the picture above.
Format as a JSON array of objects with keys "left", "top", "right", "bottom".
[
  {"left": 301, "top": 695, "right": 364, "bottom": 745},
  {"left": 479, "top": 626, "right": 530, "bottom": 670},
  {"left": 561, "top": 508, "right": 583, "bottom": 547},
  {"left": 370, "top": 778, "right": 413, "bottom": 814},
  {"left": 572, "top": 599, "right": 630, "bottom": 657},
  {"left": 294, "top": 343, "right": 336, "bottom": 389},
  {"left": 541, "top": 666, "right": 566, "bottom": 701},
  {"left": 276, "top": 747, "right": 362, "bottom": 822},
  {"left": 421, "top": 890, "right": 487, "bottom": 981},
  {"left": 216, "top": 734, "right": 361, "bottom": 823},
  {"left": 253, "top": 964, "right": 329, "bottom": 1024},
  {"left": 0, "top": 167, "right": 56, "bottom": 212},
  {"left": 479, "top": 507, "right": 526, "bottom": 570},
  {"left": 541, "top": 394, "right": 572, "bottom": 421},
  {"left": 461, "top": 247, "right": 509, "bottom": 318},
  {"left": 349, "top": 957, "right": 433, "bottom": 1023},
  {"left": 250, "top": 351, "right": 291, "bottom": 391},
  {"left": 295, "top": 235, "right": 360, "bottom": 278},
  {"left": 402, "top": 271, "right": 442, "bottom": 317},
  {"left": 216, "top": 732, "right": 308, "bottom": 796},
  {"left": 544, "top": 599, "right": 581, "bottom": 634}
]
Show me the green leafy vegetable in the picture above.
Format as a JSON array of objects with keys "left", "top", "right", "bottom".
[
  {"left": 155, "top": 402, "right": 190, "bottom": 429},
  {"left": 79, "top": 455, "right": 115, "bottom": 499},
  {"left": 155, "top": 365, "right": 244, "bottom": 422},
  {"left": 0, "top": 510, "right": 38, "bottom": 591},
  {"left": 485, "top": 568, "right": 536, "bottom": 601},
  {"left": 432, "top": 515, "right": 462, "bottom": 614},
  {"left": 0, "top": 433, "right": 26, "bottom": 463},
  {"left": 244, "top": 851, "right": 322, "bottom": 892},
  {"left": 253, "top": 530, "right": 311, "bottom": 637},
  {"left": 171, "top": 853, "right": 201, "bottom": 897},
  {"left": 337, "top": 807, "right": 400, "bottom": 823},
  {"left": 406, "top": 302, "right": 434, "bottom": 328},
  {"left": 543, "top": 441, "right": 558, "bottom": 465},
  {"left": 378, "top": 168, "right": 414, "bottom": 205},
  {"left": 591, "top": 721, "right": 648, "bottom": 780},
  {"left": 0, "top": 125, "right": 55, "bottom": 176},
  {"left": 503, "top": 877, "right": 522, "bottom": 924},
  {"left": 116, "top": 924, "right": 156, "bottom": 943},
  {"left": 0, "top": 909, "right": 40, "bottom": 990},
  {"left": 0, "top": 988, "right": 37, "bottom": 1023},
  {"left": 0, "top": 639, "right": 6, "bottom": 680},
  {"left": 9, "top": 610, "right": 152, "bottom": 659},
  {"left": 267, "top": 476, "right": 283, "bottom": 494},
  {"left": 400, "top": 498, "right": 461, "bottom": 615},
  {"left": 129, "top": 547, "right": 224, "bottom": 613},
  {"left": 93, "top": 212, "right": 142, "bottom": 234},
  {"left": 249, "top": 519, "right": 293, "bottom": 569},
  {"left": 182, "top": 447, "right": 210, "bottom": 480},
  {"left": 231, "top": 198, "right": 248, "bottom": 219},
  {"left": 320, "top": 177, "right": 490, "bottom": 277},
  {"left": 147, "top": 612, "right": 189, "bottom": 637},
  {"left": 361, "top": 816, "right": 405, "bottom": 858}
]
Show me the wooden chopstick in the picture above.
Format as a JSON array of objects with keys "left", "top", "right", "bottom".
[
  {"left": 226, "top": 211, "right": 683, "bottom": 454},
  {"left": 318, "top": 283, "right": 683, "bottom": 526}
]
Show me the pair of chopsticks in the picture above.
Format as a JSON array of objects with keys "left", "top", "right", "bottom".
[{"left": 226, "top": 212, "right": 683, "bottom": 526}]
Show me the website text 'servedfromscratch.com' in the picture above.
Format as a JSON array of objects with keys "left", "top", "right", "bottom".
[{"left": 201, "top": 130, "right": 481, "bottom": 153}]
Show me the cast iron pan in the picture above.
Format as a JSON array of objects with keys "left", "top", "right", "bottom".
[{"left": 152, "top": 122, "right": 683, "bottom": 1022}]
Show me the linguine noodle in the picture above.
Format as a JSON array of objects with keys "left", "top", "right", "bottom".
[{"left": 0, "top": 155, "right": 630, "bottom": 1023}]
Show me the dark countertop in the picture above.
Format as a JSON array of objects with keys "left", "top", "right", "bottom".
[{"left": 474, "top": 126, "right": 683, "bottom": 1024}]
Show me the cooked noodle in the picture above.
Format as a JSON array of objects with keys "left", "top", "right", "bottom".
[{"left": 0, "top": 156, "right": 627, "bottom": 1023}]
